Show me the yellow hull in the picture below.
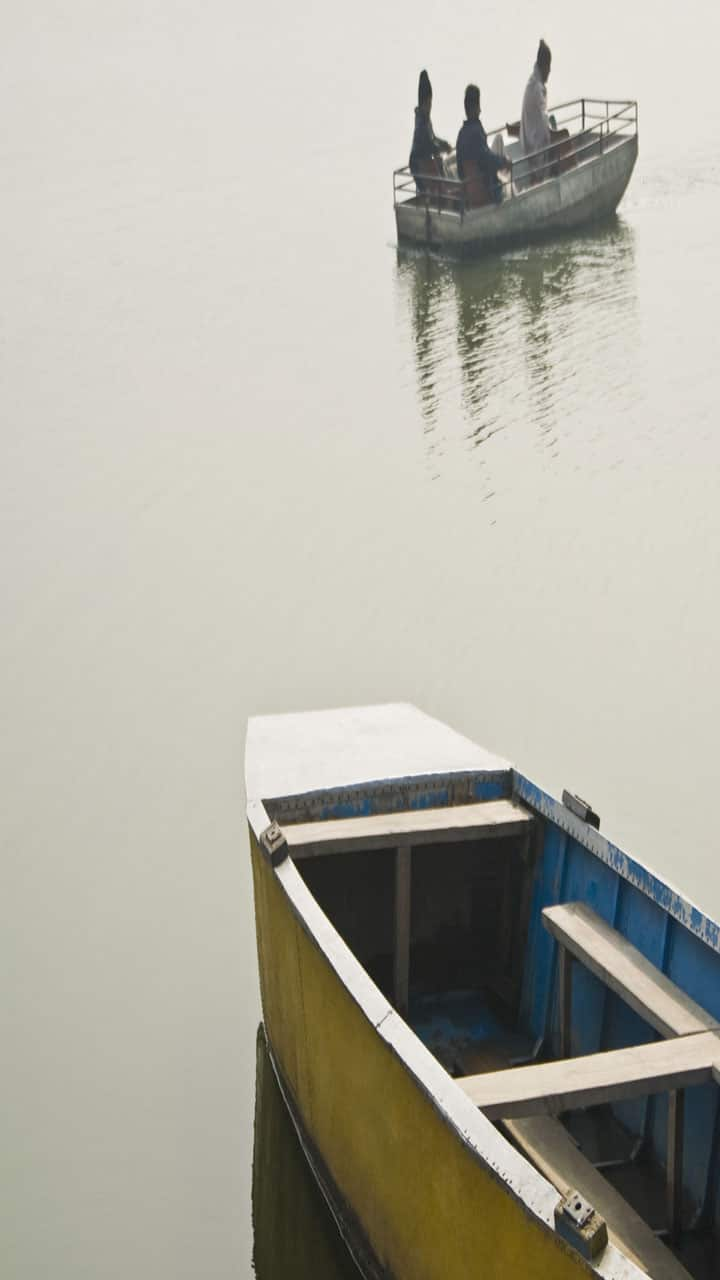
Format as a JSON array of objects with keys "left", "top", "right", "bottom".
[{"left": 250, "top": 833, "right": 593, "bottom": 1280}]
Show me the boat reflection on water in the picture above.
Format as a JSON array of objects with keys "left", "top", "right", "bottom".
[
  {"left": 396, "top": 217, "right": 637, "bottom": 468},
  {"left": 252, "top": 1025, "right": 359, "bottom": 1280}
]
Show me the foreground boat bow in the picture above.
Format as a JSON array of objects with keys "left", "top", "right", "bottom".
[{"left": 246, "top": 704, "right": 719, "bottom": 1279}]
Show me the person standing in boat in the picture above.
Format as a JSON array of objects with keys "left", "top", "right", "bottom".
[
  {"left": 520, "top": 39, "right": 571, "bottom": 182},
  {"left": 409, "top": 69, "right": 451, "bottom": 193},
  {"left": 456, "top": 84, "right": 510, "bottom": 206}
]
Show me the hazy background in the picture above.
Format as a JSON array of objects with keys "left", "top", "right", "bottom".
[{"left": 4, "top": 0, "right": 720, "bottom": 1275}]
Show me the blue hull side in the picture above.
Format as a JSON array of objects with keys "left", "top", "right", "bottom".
[{"left": 514, "top": 771, "right": 720, "bottom": 1227}]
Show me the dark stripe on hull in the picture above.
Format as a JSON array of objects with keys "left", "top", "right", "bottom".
[{"left": 262, "top": 1024, "right": 391, "bottom": 1280}]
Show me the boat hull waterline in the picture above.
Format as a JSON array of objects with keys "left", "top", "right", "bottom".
[
  {"left": 394, "top": 98, "right": 638, "bottom": 255},
  {"left": 396, "top": 136, "right": 637, "bottom": 254}
]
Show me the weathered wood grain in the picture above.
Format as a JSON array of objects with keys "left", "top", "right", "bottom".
[
  {"left": 458, "top": 1030, "right": 720, "bottom": 1118},
  {"left": 284, "top": 800, "right": 532, "bottom": 858},
  {"left": 542, "top": 902, "right": 718, "bottom": 1038}
]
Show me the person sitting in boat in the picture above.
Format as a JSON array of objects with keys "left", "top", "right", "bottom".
[
  {"left": 456, "top": 84, "right": 510, "bottom": 207},
  {"left": 519, "top": 39, "right": 572, "bottom": 182},
  {"left": 409, "top": 69, "right": 451, "bottom": 193}
]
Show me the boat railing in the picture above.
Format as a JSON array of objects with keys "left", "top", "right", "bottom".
[
  {"left": 393, "top": 97, "right": 638, "bottom": 219},
  {"left": 515, "top": 97, "right": 638, "bottom": 187}
]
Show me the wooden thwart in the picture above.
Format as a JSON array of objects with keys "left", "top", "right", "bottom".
[
  {"left": 458, "top": 1030, "right": 720, "bottom": 1119},
  {"left": 283, "top": 799, "right": 532, "bottom": 858},
  {"left": 542, "top": 902, "right": 718, "bottom": 1038},
  {"left": 538, "top": 902, "right": 720, "bottom": 1246},
  {"left": 502, "top": 1116, "right": 693, "bottom": 1280}
]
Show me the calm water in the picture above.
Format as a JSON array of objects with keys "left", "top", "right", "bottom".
[{"left": 4, "top": 0, "right": 720, "bottom": 1275}]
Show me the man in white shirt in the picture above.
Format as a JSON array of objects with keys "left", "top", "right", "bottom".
[
  {"left": 518, "top": 39, "right": 573, "bottom": 183},
  {"left": 520, "top": 39, "right": 553, "bottom": 160}
]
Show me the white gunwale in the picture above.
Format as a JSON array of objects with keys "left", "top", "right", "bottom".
[
  {"left": 284, "top": 798, "right": 532, "bottom": 857},
  {"left": 512, "top": 772, "right": 720, "bottom": 957}
]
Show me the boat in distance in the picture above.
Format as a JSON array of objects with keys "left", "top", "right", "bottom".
[
  {"left": 246, "top": 704, "right": 719, "bottom": 1280},
  {"left": 394, "top": 98, "right": 638, "bottom": 255}
]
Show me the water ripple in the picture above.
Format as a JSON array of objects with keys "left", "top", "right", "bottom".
[{"left": 395, "top": 217, "right": 638, "bottom": 496}]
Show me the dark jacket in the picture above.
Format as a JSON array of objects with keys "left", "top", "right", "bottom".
[
  {"left": 456, "top": 117, "right": 505, "bottom": 199},
  {"left": 409, "top": 107, "right": 450, "bottom": 176}
]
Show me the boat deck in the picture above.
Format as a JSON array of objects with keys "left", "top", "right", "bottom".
[{"left": 410, "top": 989, "right": 535, "bottom": 1078}]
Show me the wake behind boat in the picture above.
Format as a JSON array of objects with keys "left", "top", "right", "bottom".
[
  {"left": 394, "top": 98, "right": 638, "bottom": 255},
  {"left": 247, "top": 703, "right": 719, "bottom": 1280}
]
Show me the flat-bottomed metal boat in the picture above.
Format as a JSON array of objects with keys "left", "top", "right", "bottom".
[{"left": 394, "top": 99, "right": 638, "bottom": 255}]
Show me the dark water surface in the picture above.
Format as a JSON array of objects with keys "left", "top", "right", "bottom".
[
  {"left": 252, "top": 1027, "right": 359, "bottom": 1280},
  {"left": 4, "top": 0, "right": 720, "bottom": 1276}
]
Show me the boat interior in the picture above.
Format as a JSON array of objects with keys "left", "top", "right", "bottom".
[
  {"left": 274, "top": 791, "right": 720, "bottom": 1280},
  {"left": 393, "top": 97, "right": 638, "bottom": 215}
]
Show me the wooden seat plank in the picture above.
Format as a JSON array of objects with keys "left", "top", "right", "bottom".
[
  {"left": 542, "top": 903, "right": 717, "bottom": 1038},
  {"left": 502, "top": 1116, "right": 693, "bottom": 1280},
  {"left": 458, "top": 1030, "right": 720, "bottom": 1119},
  {"left": 283, "top": 799, "right": 532, "bottom": 858}
]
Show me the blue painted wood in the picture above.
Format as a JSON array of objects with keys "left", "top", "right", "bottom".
[
  {"left": 683, "top": 1084, "right": 718, "bottom": 1217},
  {"left": 512, "top": 778, "right": 720, "bottom": 1223},
  {"left": 643, "top": 1078, "right": 718, "bottom": 1222},
  {"left": 512, "top": 771, "right": 720, "bottom": 954},
  {"left": 305, "top": 770, "right": 511, "bottom": 819},
  {"left": 604, "top": 996, "right": 658, "bottom": 1137},
  {"left": 470, "top": 776, "right": 511, "bottom": 802},
  {"left": 707, "top": 1111, "right": 720, "bottom": 1232},
  {"left": 519, "top": 824, "right": 566, "bottom": 1041},
  {"left": 604, "top": 881, "right": 664, "bottom": 1137},
  {"left": 642, "top": 918, "right": 720, "bottom": 1211},
  {"left": 558, "top": 839, "right": 618, "bottom": 1057},
  {"left": 614, "top": 880, "right": 670, "bottom": 968},
  {"left": 666, "top": 918, "right": 720, "bottom": 1022}
]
